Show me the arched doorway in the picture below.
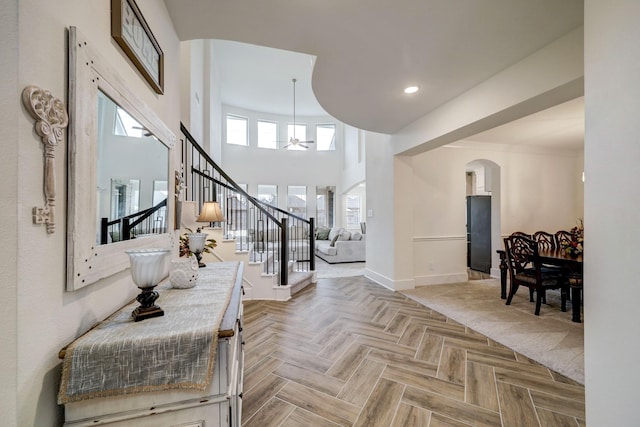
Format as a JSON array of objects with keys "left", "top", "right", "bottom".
[{"left": 465, "top": 159, "right": 501, "bottom": 278}]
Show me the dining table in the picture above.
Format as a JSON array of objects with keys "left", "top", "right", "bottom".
[{"left": 497, "top": 248, "right": 583, "bottom": 322}]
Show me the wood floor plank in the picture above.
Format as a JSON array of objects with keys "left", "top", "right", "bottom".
[
  {"left": 402, "top": 385, "right": 502, "bottom": 427},
  {"left": 468, "top": 350, "right": 551, "bottom": 379},
  {"left": 495, "top": 369, "right": 585, "bottom": 402},
  {"left": 281, "top": 408, "right": 342, "bottom": 427},
  {"left": 326, "top": 342, "right": 371, "bottom": 381},
  {"left": 273, "top": 362, "right": 346, "bottom": 397},
  {"left": 276, "top": 381, "right": 361, "bottom": 427},
  {"left": 242, "top": 276, "right": 585, "bottom": 427},
  {"left": 385, "top": 313, "right": 411, "bottom": 335},
  {"left": 270, "top": 346, "right": 334, "bottom": 374},
  {"left": 382, "top": 365, "right": 464, "bottom": 401},
  {"left": 353, "top": 378, "right": 404, "bottom": 427},
  {"left": 317, "top": 331, "right": 358, "bottom": 360},
  {"left": 466, "top": 361, "right": 499, "bottom": 412},
  {"left": 536, "top": 407, "right": 582, "bottom": 427},
  {"left": 243, "top": 396, "right": 295, "bottom": 427},
  {"left": 243, "top": 356, "right": 283, "bottom": 392},
  {"left": 415, "top": 333, "right": 444, "bottom": 364},
  {"left": 530, "top": 389, "right": 585, "bottom": 420},
  {"left": 397, "top": 321, "right": 426, "bottom": 348},
  {"left": 436, "top": 346, "right": 466, "bottom": 385},
  {"left": 242, "top": 374, "right": 289, "bottom": 421},
  {"left": 391, "top": 402, "right": 431, "bottom": 427},
  {"left": 337, "top": 358, "right": 386, "bottom": 406},
  {"left": 496, "top": 381, "right": 539, "bottom": 427}
]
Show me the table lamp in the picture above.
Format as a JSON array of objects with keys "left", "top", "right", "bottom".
[{"left": 188, "top": 202, "right": 225, "bottom": 267}]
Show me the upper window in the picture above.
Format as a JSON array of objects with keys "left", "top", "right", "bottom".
[
  {"left": 287, "top": 124, "right": 307, "bottom": 151},
  {"left": 226, "top": 115, "right": 248, "bottom": 146},
  {"left": 114, "top": 106, "right": 146, "bottom": 138},
  {"left": 316, "top": 124, "right": 336, "bottom": 151},
  {"left": 257, "top": 120, "right": 278, "bottom": 149}
]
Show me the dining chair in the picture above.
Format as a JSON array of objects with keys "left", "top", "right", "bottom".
[
  {"left": 504, "top": 235, "right": 568, "bottom": 316},
  {"left": 533, "top": 231, "right": 556, "bottom": 250},
  {"left": 511, "top": 231, "right": 532, "bottom": 239},
  {"left": 555, "top": 230, "right": 573, "bottom": 249}
]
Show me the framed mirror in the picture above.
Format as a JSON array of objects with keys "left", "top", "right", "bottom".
[{"left": 67, "top": 26, "right": 174, "bottom": 291}]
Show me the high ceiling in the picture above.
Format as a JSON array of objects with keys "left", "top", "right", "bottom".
[{"left": 165, "top": 0, "right": 584, "bottom": 147}]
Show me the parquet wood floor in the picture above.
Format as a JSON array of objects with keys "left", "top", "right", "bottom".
[{"left": 242, "top": 276, "right": 585, "bottom": 427}]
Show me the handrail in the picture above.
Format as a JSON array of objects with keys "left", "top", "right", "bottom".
[
  {"left": 100, "top": 198, "right": 167, "bottom": 244},
  {"left": 180, "top": 123, "right": 316, "bottom": 285}
]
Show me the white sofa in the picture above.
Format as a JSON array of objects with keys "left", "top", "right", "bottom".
[{"left": 315, "top": 227, "right": 366, "bottom": 264}]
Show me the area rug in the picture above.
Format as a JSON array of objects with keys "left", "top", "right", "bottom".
[
  {"left": 314, "top": 256, "right": 365, "bottom": 279},
  {"left": 402, "top": 279, "right": 584, "bottom": 384}
]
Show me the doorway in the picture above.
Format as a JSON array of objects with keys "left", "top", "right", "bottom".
[{"left": 465, "top": 160, "right": 501, "bottom": 278}]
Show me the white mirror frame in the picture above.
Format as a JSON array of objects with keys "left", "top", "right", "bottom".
[{"left": 67, "top": 26, "right": 175, "bottom": 291}]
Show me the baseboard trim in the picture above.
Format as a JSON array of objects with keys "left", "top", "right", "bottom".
[
  {"left": 414, "top": 272, "right": 469, "bottom": 287},
  {"left": 364, "top": 269, "right": 415, "bottom": 291}
]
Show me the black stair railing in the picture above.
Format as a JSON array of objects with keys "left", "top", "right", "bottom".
[
  {"left": 100, "top": 198, "right": 167, "bottom": 244},
  {"left": 180, "top": 123, "right": 316, "bottom": 285}
]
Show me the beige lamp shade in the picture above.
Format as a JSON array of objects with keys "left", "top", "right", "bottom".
[{"left": 197, "top": 201, "right": 225, "bottom": 223}]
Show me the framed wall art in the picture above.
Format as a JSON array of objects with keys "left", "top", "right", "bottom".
[{"left": 111, "top": 0, "right": 164, "bottom": 94}]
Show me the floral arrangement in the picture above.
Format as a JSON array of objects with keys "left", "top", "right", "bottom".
[
  {"left": 179, "top": 227, "right": 217, "bottom": 257},
  {"left": 562, "top": 218, "right": 584, "bottom": 256}
]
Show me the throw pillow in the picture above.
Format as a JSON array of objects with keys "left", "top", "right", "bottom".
[
  {"left": 316, "top": 227, "right": 331, "bottom": 240},
  {"left": 351, "top": 231, "right": 362, "bottom": 241},
  {"left": 328, "top": 227, "right": 343, "bottom": 242},
  {"left": 337, "top": 230, "right": 351, "bottom": 241},
  {"left": 330, "top": 234, "right": 340, "bottom": 247}
]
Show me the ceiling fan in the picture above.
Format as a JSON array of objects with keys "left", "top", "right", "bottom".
[{"left": 281, "top": 78, "right": 315, "bottom": 149}]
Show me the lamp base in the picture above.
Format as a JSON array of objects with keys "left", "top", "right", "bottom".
[
  {"left": 194, "top": 251, "right": 206, "bottom": 268},
  {"left": 132, "top": 305, "right": 164, "bottom": 322},
  {"left": 132, "top": 287, "right": 165, "bottom": 322}
]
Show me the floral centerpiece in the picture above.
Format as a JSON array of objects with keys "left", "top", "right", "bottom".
[{"left": 561, "top": 219, "right": 584, "bottom": 257}]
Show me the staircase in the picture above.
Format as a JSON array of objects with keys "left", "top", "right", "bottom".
[{"left": 179, "top": 125, "right": 316, "bottom": 301}]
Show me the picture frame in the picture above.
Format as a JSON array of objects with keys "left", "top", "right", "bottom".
[{"left": 111, "top": 0, "right": 164, "bottom": 94}]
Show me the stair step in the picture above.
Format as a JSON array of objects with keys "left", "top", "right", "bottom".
[{"left": 288, "top": 271, "right": 314, "bottom": 296}]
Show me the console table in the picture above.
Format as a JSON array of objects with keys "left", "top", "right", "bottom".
[{"left": 58, "top": 261, "right": 244, "bottom": 427}]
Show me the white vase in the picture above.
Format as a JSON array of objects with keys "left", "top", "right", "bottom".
[
  {"left": 170, "top": 255, "right": 199, "bottom": 289},
  {"left": 125, "top": 248, "right": 170, "bottom": 289}
]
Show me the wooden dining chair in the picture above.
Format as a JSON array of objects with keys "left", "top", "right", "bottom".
[
  {"left": 533, "top": 231, "right": 556, "bottom": 250},
  {"left": 504, "top": 235, "right": 568, "bottom": 315},
  {"left": 555, "top": 230, "right": 573, "bottom": 249},
  {"left": 511, "top": 231, "right": 532, "bottom": 239}
]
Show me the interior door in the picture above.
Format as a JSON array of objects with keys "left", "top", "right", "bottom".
[{"left": 467, "top": 195, "right": 491, "bottom": 273}]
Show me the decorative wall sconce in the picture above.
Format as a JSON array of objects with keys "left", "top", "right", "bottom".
[{"left": 22, "top": 85, "right": 69, "bottom": 234}]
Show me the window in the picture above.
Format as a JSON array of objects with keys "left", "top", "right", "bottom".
[
  {"left": 287, "top": 123, "right": 307, "bottom": 151},
  {"left": 346, "top": 195, "right": 361, "bottom": 228},
  {"left": 114, "top": 106, "right": 146, "bottom": 138},
  {"left": 287, "top": 186, "right": 307, "bottom": 218},
  {"left": 257, "top": 184, "right": 278, "bottom": 205},
  {"left": 257, "top": 120, "right": 278, "bottom": 149},
  {"left": 226, "top": 115, "right": 248, "bottom": 146},
  {"left": 316, "top": 124, "right": 336, "bottom": 151}
]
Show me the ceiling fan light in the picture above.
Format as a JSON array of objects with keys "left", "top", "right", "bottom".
[{"left": 404, "top": 85, "right": 419, "bottom": 94}]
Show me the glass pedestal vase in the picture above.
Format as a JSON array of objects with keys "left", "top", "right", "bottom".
[
  {"left": 170, "top": 255, "right": 199, "bottom": 289},
  {"left": 125, "top": 248, "right": 170, "bottom": 322}
]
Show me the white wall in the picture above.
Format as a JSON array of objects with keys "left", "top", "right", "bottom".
[
  {"left": 584, "top": 0, "right": 640, "bottom": 423},
  {"left": 0, "top": 1, "right": 19, "bottom": 424},
  {"left": 410, "top": 143, "right": 582, "bottom": 285},
  {"left": 3, "top": 1, "right": 181, "bottom": 425},
  {"left": 362, "top": 27, "right": 584, "bottom": 292}
]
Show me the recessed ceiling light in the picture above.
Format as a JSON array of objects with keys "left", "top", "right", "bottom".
[{"left": 404, "top": 86, "right": 419, "bottom": 94}]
